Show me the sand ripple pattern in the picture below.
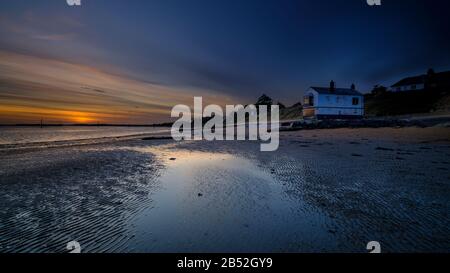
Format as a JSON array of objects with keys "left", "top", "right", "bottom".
[
  {"left": 174, "top": 133, "right": 450, "bottom": 252},
  {"left": 0, "top": 145, "right": 163, "bottom": 253}
]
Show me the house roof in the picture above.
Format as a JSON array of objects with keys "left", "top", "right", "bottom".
[
  {"left": 391, "top": 75, "right": 426, "bottom": 87},
  {"left": 309, "top": 87, "right": 363, "bottom": 96},
  {"left": 391, "top": 71, "right": 450, "bottom": 87}
]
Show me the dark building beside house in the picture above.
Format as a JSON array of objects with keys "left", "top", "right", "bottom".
[{"left": 390, "top": 69, "right": 450, "bottom": 92}]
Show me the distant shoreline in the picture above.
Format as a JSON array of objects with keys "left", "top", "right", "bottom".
[
  {"left": 1, "top": 113, "right": 449, "bottom": 129},
  {"left": 0, "top": 123, "right": 174, "bottom": 127}
]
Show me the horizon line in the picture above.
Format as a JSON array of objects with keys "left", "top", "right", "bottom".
[{"left": 0, "top": 123, "right": 173, "bottom": 127}]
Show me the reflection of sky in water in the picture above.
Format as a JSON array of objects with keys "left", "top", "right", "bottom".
[{"left": 128, "top": 148, "right": 336, "bottom": 252}]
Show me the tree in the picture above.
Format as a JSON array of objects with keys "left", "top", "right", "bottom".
[
  {"left": 255, "top": 94, "right": 273, "bottom": 106},
  {"left": 277, "top": 102, "right": 286, "bottom": 109},
  {"left": 371, "top": 85, "right": 387, "bottom": 95}
]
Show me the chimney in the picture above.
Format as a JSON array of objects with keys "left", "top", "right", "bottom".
[
  {"left": 426, "top": 68, "right": 436, "bottom": 89},
  {"left": 351, "top": 83, "right": 356, "bottom": 90},
  {"left": 330, "top": 80, "right": 335, "bottom": 92}
]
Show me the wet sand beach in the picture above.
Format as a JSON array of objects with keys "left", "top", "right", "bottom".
[{"left": 0, "top": 127, "right": 449, "bottom": 253}]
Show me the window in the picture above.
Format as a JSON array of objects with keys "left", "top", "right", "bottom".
[
  {"left": 352, "top": 97, "right": 359, "bottom": 105},
  {"left": 303, "top": 95, "right": 314, "bottom": 106},
  {"left": 303, "top": 96, "right": 309, "bottom": 105}
]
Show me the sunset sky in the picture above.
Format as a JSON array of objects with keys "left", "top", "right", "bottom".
[{"left": 1, "top": 0, "right": 449, "bottom": 124}]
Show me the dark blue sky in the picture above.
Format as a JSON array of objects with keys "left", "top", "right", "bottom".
[{"left": 1, "top": 0, "right": 450, "bottom": 119}]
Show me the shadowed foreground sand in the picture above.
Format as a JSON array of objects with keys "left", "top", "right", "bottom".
[{"left": 0, "top": 127, "right": 449, "bottom": 253}]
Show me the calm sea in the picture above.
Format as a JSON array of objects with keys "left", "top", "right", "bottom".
[{"left": 0, "top": 126, "right": 169, "bottom": 145}]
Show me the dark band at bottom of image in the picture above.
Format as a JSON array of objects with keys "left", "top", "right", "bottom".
[{"left": 3, "top": 252, "right": 446, "bottom": 272}]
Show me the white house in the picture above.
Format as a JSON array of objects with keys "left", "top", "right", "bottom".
[{"left": 303, "top": 81, "right": 364, "bottom": 119}]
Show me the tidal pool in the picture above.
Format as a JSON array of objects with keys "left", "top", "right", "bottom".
[{"left": 128, "top": 148, "right": 337, "bottom": 252}]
